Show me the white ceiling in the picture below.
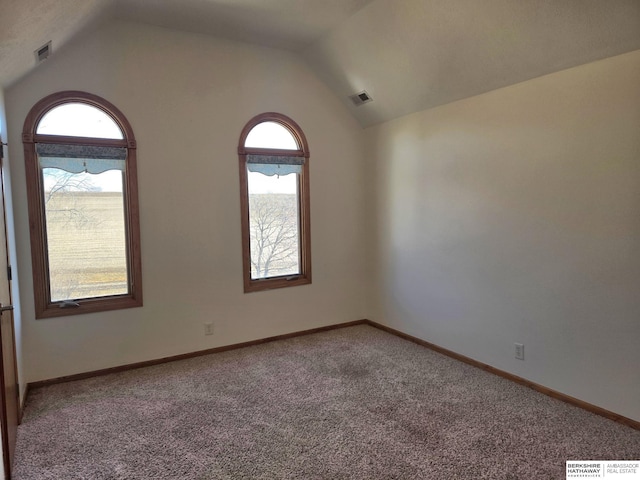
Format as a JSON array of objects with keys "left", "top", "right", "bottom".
[
  {"left": 0, "top": 0, "right": 374, "bottom": 89},
  {"left": 2, "top": 0, "right": 640, "bottom": 127},
  {"left": 0, "top": 0, "right": 109, "bottom": 89},
  {"left": 307, "top": 0, "right": 640, "bottom": 126},
  {"left": 110, "top": 0, "right": 375, "bottom": 51}
]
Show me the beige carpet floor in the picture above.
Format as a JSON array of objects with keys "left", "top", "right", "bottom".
[{"left": 13, "top": 325, "right": 640, "bottom": 479}]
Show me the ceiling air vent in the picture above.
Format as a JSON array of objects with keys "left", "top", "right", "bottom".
[
  {"left": 349, "top": 90, "right": 373, "bottom": 106},
  {"left": 34, "top": 41, "right": 52, "bottom": 64}
]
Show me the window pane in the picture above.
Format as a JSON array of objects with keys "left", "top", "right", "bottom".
[
  {"left": 247, "top": 170, "right": 300, "bottom": 279},
  {"left": 43, "top": 168, "right": 128, "bottom": 301},
  {"left": 37, "top": 103, "right": 124, "bottom": 139},
  {"left": 245, "top": 122, "right": 298, "bottom": 150}
]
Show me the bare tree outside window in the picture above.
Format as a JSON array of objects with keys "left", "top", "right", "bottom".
[
  {"left": 44, "top": 170, "right": 100, "bottom": 226},
  {"left": 249, "top": 192, "right": 299, "bottom": 278},
  {"left": 239, "top": 113, "right": 311, "bottom": 292}
]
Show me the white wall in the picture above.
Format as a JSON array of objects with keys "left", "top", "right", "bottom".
[
  {"left": 367, "top": 50, "right": 640, "bottom": 422},
  {"left": 5, "top": 16, "right": 638, "bottom": 425},
  {"left": 5, "top": 21, "right": 368, "bottom": 383}
]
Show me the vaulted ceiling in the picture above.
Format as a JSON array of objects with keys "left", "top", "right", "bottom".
[{"left": 2, "top": 0, "right": 640, "bottom": 127}]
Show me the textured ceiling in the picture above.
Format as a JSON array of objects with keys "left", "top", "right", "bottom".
[
  {"left": 0, "top": 0, "right": 109, "bottom": 89},
  {"left": 110, "top": 0, "right": 375, "bottom": 51},
  {"left": 0, "top": 0, "right": 373, "bottom": 88},
  {"left": 305, "top": 0, "right": 640, "bottom": 126},
  {"left": 1, "top": 0, "right": 640, "bottom": 127}
]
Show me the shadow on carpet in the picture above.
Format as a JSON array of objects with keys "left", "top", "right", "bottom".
[{"left": 13, "top": 325, "right": 640, "bottom": 479}]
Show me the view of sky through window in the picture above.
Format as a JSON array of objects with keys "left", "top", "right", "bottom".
[{"left": 37, "top": 103, "right": 123, "bottom": 139}]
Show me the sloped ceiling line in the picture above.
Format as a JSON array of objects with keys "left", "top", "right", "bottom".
[{"left": 2, "top": 0, "right": 639, "bottom": 127}]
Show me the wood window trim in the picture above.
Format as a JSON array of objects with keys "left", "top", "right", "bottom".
[
  {"left": 22, "top": 91, "right": 143, "bottom": 319},
  {"left": 238, "top": 112, "right": 312, "bottom": 293}
]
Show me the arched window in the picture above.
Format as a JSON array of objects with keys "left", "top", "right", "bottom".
[
  {"left": 238, "top": 113, "right": 311, "bottom": 292},
  {"left": 22, "top": 91, "right": 142, "bottom": 318}
]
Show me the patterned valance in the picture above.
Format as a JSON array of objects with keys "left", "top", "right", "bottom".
[
  {"left": 247, "top": 154, "right": 304, "bottom": 176},
  {"left": 36, "top": 143, "right": 126, "bottom": 174}
]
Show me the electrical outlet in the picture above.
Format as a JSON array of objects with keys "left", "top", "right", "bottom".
[
  {"left": 515, "top": 343, "right": 524, "bottom": 360},
  {"left": 204, "top": 322, "right": 214, "bottom": 336}
]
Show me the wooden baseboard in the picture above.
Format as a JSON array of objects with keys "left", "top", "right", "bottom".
[
  {"left": 26, "top": 318, "right": 638, "bottom": 431},
  {"left": 27, "top": 319, "right": 369, "bottom": 390},
  {"left": 364, "top": 320, "right": 640, "bottom": 431}
]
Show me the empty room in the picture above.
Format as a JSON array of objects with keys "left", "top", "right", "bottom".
[{"left": 0, "top": 0, "right": 639, "bottom": 478}]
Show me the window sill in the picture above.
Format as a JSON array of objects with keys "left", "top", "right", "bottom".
[
  {"left": 244, "top": 274, "right": 311, "bottom": 293},
  {"left": 36, "top": 295, "right": 143, "bottom": 319}
]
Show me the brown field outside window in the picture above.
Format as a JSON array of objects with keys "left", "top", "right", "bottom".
[{"left": 22, "top": 91, "right": 143, "bottom": 318}]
